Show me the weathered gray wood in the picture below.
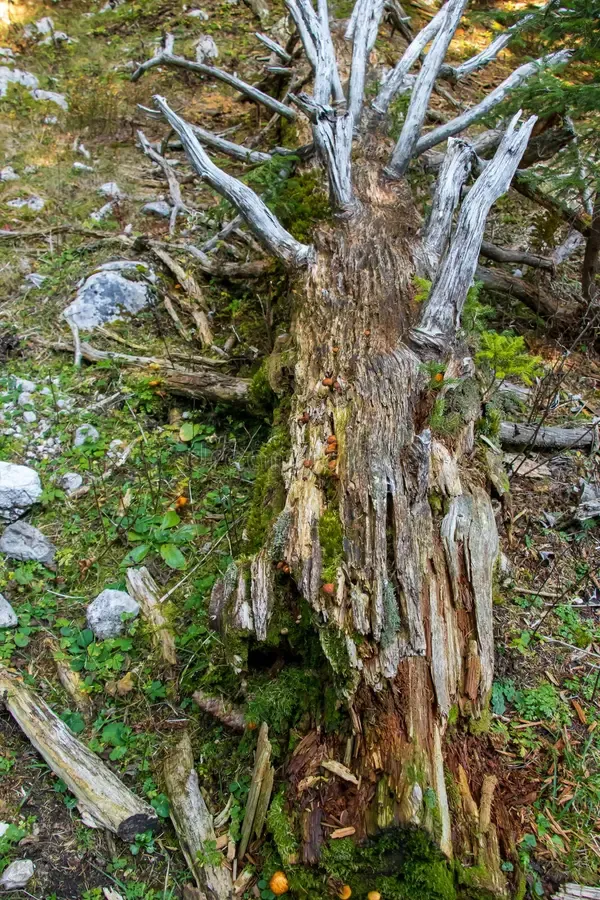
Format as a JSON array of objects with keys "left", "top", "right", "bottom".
[
  {"left": 412, "top": 112, "right": 537, "bottom": 352},
  {"left": 190, "top": 124, "right": 272, "bottom": 165},
  {"left": 423, "top": 137, "right": 474, "bottom": 266},
  {"left": 0, "top": 667, "right": 159, "bottom": 839},
  {"left": 238, "top": 723, "right": 272, "bottom": 859},
  {"left": 163, "top": 732, "right": 232, "bottom": 899},
  {"left": 413, "top": 50, "right": 572, "bottom": 159},
  {"left": 475, "top": 265, "right": 579, "bottom": 323},
  {"left": 499, "top": 421, "right": 595, "bottom": 451},
  {"left": 348, "top": 0, "right": 385, "bottom": 122},
  {"left": 286, "top": 0, "right": 343, "bottom": 104},
  {"left": 151, "top": 245, "right": 214, "bottom": 346},
  {"left": 387, "top": 0, "right": 467, "bottom": 177},
  {"left": 154, "top": 96, "right": 314, "bottom": 268},
  {"left": 132, "top": 38, "right": 296, "bottom": 121},
  {"left": 255, "top": 31, "right": 292, "bottom": 63},
  {"left": 440, "top": 10, "right": 539, "bottom": 82},
  {"left": 554, "top": 885, "right": 600, "bottom": 900},
  {"left": 44, "top": 637, "right": 94, "bottom": 722},
  {"left": 137, "top": 130, "right": 188, "bottom": 235},
  {"left": 126, "top": 568, "right": 177, "bottom": 666},
  {"left": 373, "top": 1, "right": 447, "bottom": 114},
  {"left": 479, "top": 240, "right": 554, "bottom": 271}
]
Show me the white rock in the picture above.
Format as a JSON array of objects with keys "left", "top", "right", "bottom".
[
  {"left": 73, "top": 161, "right": 94, "bottom": 172},
  {"left": 24, "top": 273, "right": 46, "bottom": 288},
  {"left": 142, "top": 200, "right": 171, "bottom": 218},
  {"left": 86, "top": 589, "right": 139, "bottom": 639},
  {"left": 0, "top": 823, "right": 9, "bottom": 837},
  {"left": 17, "top": 392, "right": 34, "bottom": 407},
  {"left": 7, "top": 196, "right": 45, "bottom": 211},
  {"left": 107, "top": 438, "right": 124, "bottom": 459},
  {"left": 77, "top": 142, "right": 91, "bottom": 159},
  {"left": 22, "top": 411, "right": 37, "bottom": 424},
  {"left": 0, "top": 462, "right": 42, "bottom": 522},
  {"left": 0, "top": 859, "right": 35, "bottom": 891},
  {"left": 0, "top": 66, "right": 39, "bottom": 98},
  {"left": 60, "top": 472, "right": 83, "bottom": 494},
  {"left": 62, "top": 261, "right": 155, "bottom": 330},
  {"left": 11, "top": 377, "right": 36, "bottom": 393},
  {"left": 23, "top": 166, "right": 37, "bottom": 175},
  {"left": 0, "top": 166, "right": 19, "bottom": 181},
  {"left": 0, "top": 521, "right": 56, "bottom": 565},
  {"left": 195, "top": 34, "right": 218, "bottom": 62},
  {"left": 44, "top": 115, "right": 58, "bottom": 125},
  {"left": 39, "top": 31, "right": 74, "bottom": 45},
  {"left": 0, "top": 595, "right": 17, "bottom": 628},
  {"left": 187, "top": 8, "right": 209, "bottom": 17},
  {"left": 98, "top": 181, "right": 124, "bottom": 199},
  {"left": 90, "top": 201, "right": 114, "bottom": 222},
  {"left": 0, "top": 48, "right": 15, "bottom": 59},
  {"left": 35, "top": 16, "right": 54, "bottom": 34},
  {"left": 32, "top": 88, "right": 68, "bottom": 110},
  {"left": 73, "top": 424, "right": 100, "bottom": 446}
]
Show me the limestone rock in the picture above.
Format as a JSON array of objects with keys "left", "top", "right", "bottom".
[
  {"left": 60, "top": 472, "right": 83, "bottom": 494},
  {"left": 6, "top": 195, "right": 45, "bottom": 211},
  {"left": 0, "top": 67, "right": 39, "bottom": 98},
  {"left": 0, "top": 859, "right": 35, "bottom": 890},
  {"left": 142, "top": 200, "right": 171, "bottom": 218},
  {"left": 0, "top": 165, "right": 19, "bottom": 181},
  {"left": 0, "top": 462, "right": 42, "bottom": 522},
  {"left": 86, "top": 589, "right": 139, "bottom": 640},
  {"left": 32, "top": 89, "right": 68, "bottom": 110},
  {"left": 98, "top": 181, "right": 124, "bottom": 199},
  {"left": 0, "top": 521, "right": 57, "bottom": 565},
  {"left": 0, "top": 594, "right": 17, "bottom": 628},
  {"left": 62, "top": 261, "right": 155, "bottom": 330},
  {"left": 73, "top": 424, "right": 100, "bottom": 447}
]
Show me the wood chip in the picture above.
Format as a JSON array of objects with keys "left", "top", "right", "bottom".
[
  {"left": 572, "top": 699, "right": 587, "bottom": 725},
  {"left": 331, "top": 826, "right": 356, "bottom": 839},
  {"left": 321, "top": 760, "right": 359, "bottom": 785}
]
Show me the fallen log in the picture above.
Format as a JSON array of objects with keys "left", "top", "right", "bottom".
[
  {"left": 43, "top": 339, "right": 251, "bottom": 405},
  {"left": 193, "top": 689, "right": 246, "bottom": 732},
  {"left": 126, "top": 568, "right": 177, "bottom": 667},
  {"left": 475, "top": 266, "right": 580, "bottom": 323},
  {"left": 499, "top": 421, "right": 596, "bottom": 451},
  {"left": 163, "top": 732, "right": 232, "bottom": 900},
  {"left": 0, "top": 667, "right": 159, "bottom": 839}
]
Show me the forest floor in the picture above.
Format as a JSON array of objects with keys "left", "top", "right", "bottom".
[{"left": 0, "top": 0, "right": 599, "bottom": 898}]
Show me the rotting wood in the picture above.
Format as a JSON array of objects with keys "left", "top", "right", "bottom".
[
  {"left": 193, "top": 689, "right": 246, "bottom": 732},
  {"left": 151, "top": 246, "right": 213, "bottom": 346},
  {"left": 44, "top": 637, "right": 94, "bottom": 722},
  {"left": 126, "top": 567, "right": 177, "bottom": 667},
  {"left": 238, "top": 723, "right": 273, "bottom": 859},
  {"left": 0, "top": 667, "right": 159, "bottom": 839},
  {"left": 163, "top": 732, "right": 233, "bottom": 900}
]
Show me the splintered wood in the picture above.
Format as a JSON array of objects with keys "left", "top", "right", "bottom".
[
  {"left": 126, "top": 566, "right": 177, "bottom": 666},
  {"left": 238, "top": 722, "right": 274, "bottom": 859}
]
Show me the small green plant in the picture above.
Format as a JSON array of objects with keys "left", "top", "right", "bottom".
[
  {"left": 429, "top": 397, "right": 462, "bottom": 437},
  {"left": 129, "top": 830, "right": 156, "bottom": 857},
  {"left": 121, "top": 508, "right": 208, "bottom": 570},
  {"left": 196, "top": 839, "right": 223, "bottom": 869},
  {"left": 475, "top": 331, "right": 544, "bottom": 398},
  {"left": 412, "top": 275, "right": 432, "bottom": 304}
]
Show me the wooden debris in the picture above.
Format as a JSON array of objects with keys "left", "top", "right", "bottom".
[
  {"left": 500, "top": 422, "right": 596, "bottom": 451},
  {"left": 553, "top": 886, "right": 600, "bottom": 900},
  {"left": 233, "top": 869, "right": 253, "bottom": 896},
  {"left": 238, "top": 723, "right": 274, "bottom": 859},
  {"left": 0, "top": 667, "right": 159, "bottom": 839},
  {"left": 331, "top": 826, "right": 356, "bottom": 839},
  {"left": 321, "top": 760, "right": 359, "bottom": 785},
  {"left": 126, "top": 567, "right": 177, "bottom": 666},
  {"left": 193, "top": 689, "right": 246, "bottom": 732},
  {"left": 163, "top": 732, "right": 232, "bottom": 899}
]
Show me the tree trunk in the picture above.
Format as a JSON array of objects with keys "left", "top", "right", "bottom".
[{"left": 211, "top": 165, "right": 505, "bottom": 894}]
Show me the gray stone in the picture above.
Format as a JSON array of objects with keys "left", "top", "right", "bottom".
[
  {"left": 62, "top": 261, "right": 155, "bottom": 330},
  {"left": 0, "top": 48, "right": 15, "bottom": 59},
  {"left": 11, "top": 377, "right": 36, "bottom": 393},
  {"left": 0, "top": 823, "right": 9, "bottom": 837},
  {"left": 0, "top": 521, "right": 56, "bottom": 565},
  {"left": 44, "top": 115, "right": 58, "bottom": 125},
  {"left": 35, "top": 16, "right": 54, "bottom": 34},
  {"left": 195, "top": 34, "right": 218, "bottom": 62},
  {"left": 73, "top": 424, "right": 100, "bottom": 447},
  {"left": 6, "top": 195, "right": 45, "bottom": 211},
  {"left": 22, "top": 411, "right": 37, "bottom": 424},
  {"left": 17, "top": 391, "right": 34, "bottom": 406},
  {"left": 86, "top": 589, "right": 139, "bottom": 639},
  {"left": 90, "top": 201, "right": 114, "bottom": 222},
  {"left": 0, "top": 462, "right": 42, "bottom": 522},
  {"left": 0, "top": 859, "right": 35, "bottom": 891},
  {"left": 187, "top": 8, "right": 209, "bottom": 17},
  {"left": 142, "top": 200, "right": 171, "bottom": 218},
  {"left": 32, "top": 88, "right": 68, "bottom": 110},
  {"left": 0, "top": 594, "right": 17, "bottom": 628},
  {"left": 24, "top": 273, "right": 46, "bottom": 288},
  {"left": 0, "top": 67, "right": 39, "bottom": 98},
  {"left": 98, "top": 181, "right": 124, "bottom": 199},
  {"left": 0, "top": 165, "right": 19, "bottom": 181},
  {"left": 60, "top": 472, "right": 83, "bottom": 494},
  {"left": 73, "top": 161, "right": 94, "bottom": 172}
]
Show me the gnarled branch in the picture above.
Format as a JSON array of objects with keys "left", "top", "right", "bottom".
[
  {"left": 479, "top": 241, "right": 554, "bottom": 271},
  {"left": 348, "top": 0, "right": 385, "bottom": 122},
  {"left": 153, "top": 96, "right": 314, "bottom": 267},
  {"left": 413, "top": 50, "right": 572, "bottom": 160},
  {"left": 412, "top": 112, "right": 537, "bottom": 353},
  {"left": 423, "top": 137, "right": 474, "bottom": 266},
  {"left": 132, "top": 35, "right": 296, "bottom": 121},
  {"left": 386, "top": 0, "right": 467, "bottom": 177}
]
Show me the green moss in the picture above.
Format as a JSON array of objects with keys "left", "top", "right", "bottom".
[
  {"left": 245, "top": 427, "right": 290, "bottom": 553},
  {"left": 266, "top": 788, "right": 299, "bottom": 865},
  {"left": 381, "top": 580, "right": 402, "bottom": 649},
  {"left": 468, "top": 706, "right": 492, "bottom": 735},
  {"left": 429, "top": 491, "right": 444, "bottom": 516},
  {"left": 447, "top": 705, "right": 459, "bottom": 727},
  {"left": 249, "top": 362, "right": 276, "bottom": 414},
  {"left": 318, "top": 509, "right": 344, "bottom": 583}
]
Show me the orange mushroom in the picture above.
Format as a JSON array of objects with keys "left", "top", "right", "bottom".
[
  {"left": 367, "top": 893, "right": 382, "bottom": 900},
  {"left": 269, "top": 871, "right": 289, "bottom": 896},
  {"left": 338, "top": 886, "right": 352, "bottom": 900}
]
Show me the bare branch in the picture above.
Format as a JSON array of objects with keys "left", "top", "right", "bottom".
[
  {"left": 386, "top": 0, "right": 467, "bottom": 178},
  {"left": 422, "top": 128, "right": 502, "bottom": 171},
  {"left": 440, "top": 10, "right": 540, "bottom": 82},
  {"left": 132, "top": 36, "right": 296, "bottom": 121},
  {"left": 479, "top": 240, "right": 553, "bottom": 271},
  {"left": 153, "top": 96, "right": 314, "bottom": 267},
  {"left": 413, "top": 50, "right": 572, "bottom": 159},
  {"left": 255, "top": 32, "right": 292, "bottom": 63},
  {"left": 189, "top": 123, "right": 272, "bottom": 164},
  {"left": 412, "top": 112, "right": 537, "bottom": 353},
  {"left": 475, "top": 265, "right": 581, "bottom": 323},
  {"left": 138, "top": 130, "right": 187, "bottom": 234},
  {"left": 286, "top": 0, "right": 344, "bottom": 104},
  {"left": 512, "top": 170, "right": 590, "bottom": 238},
  {"left": 423, "top": 137, "right": 474, "bottom": 267},
  {"left": 348, "top": 0, "right": 385, "bottom": 122},
  {"left": 373, "top": 1, "right": 447, "bottom": 115},
  {"left": 500, "top": 421, "right": 596, "bottom": 451}
]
